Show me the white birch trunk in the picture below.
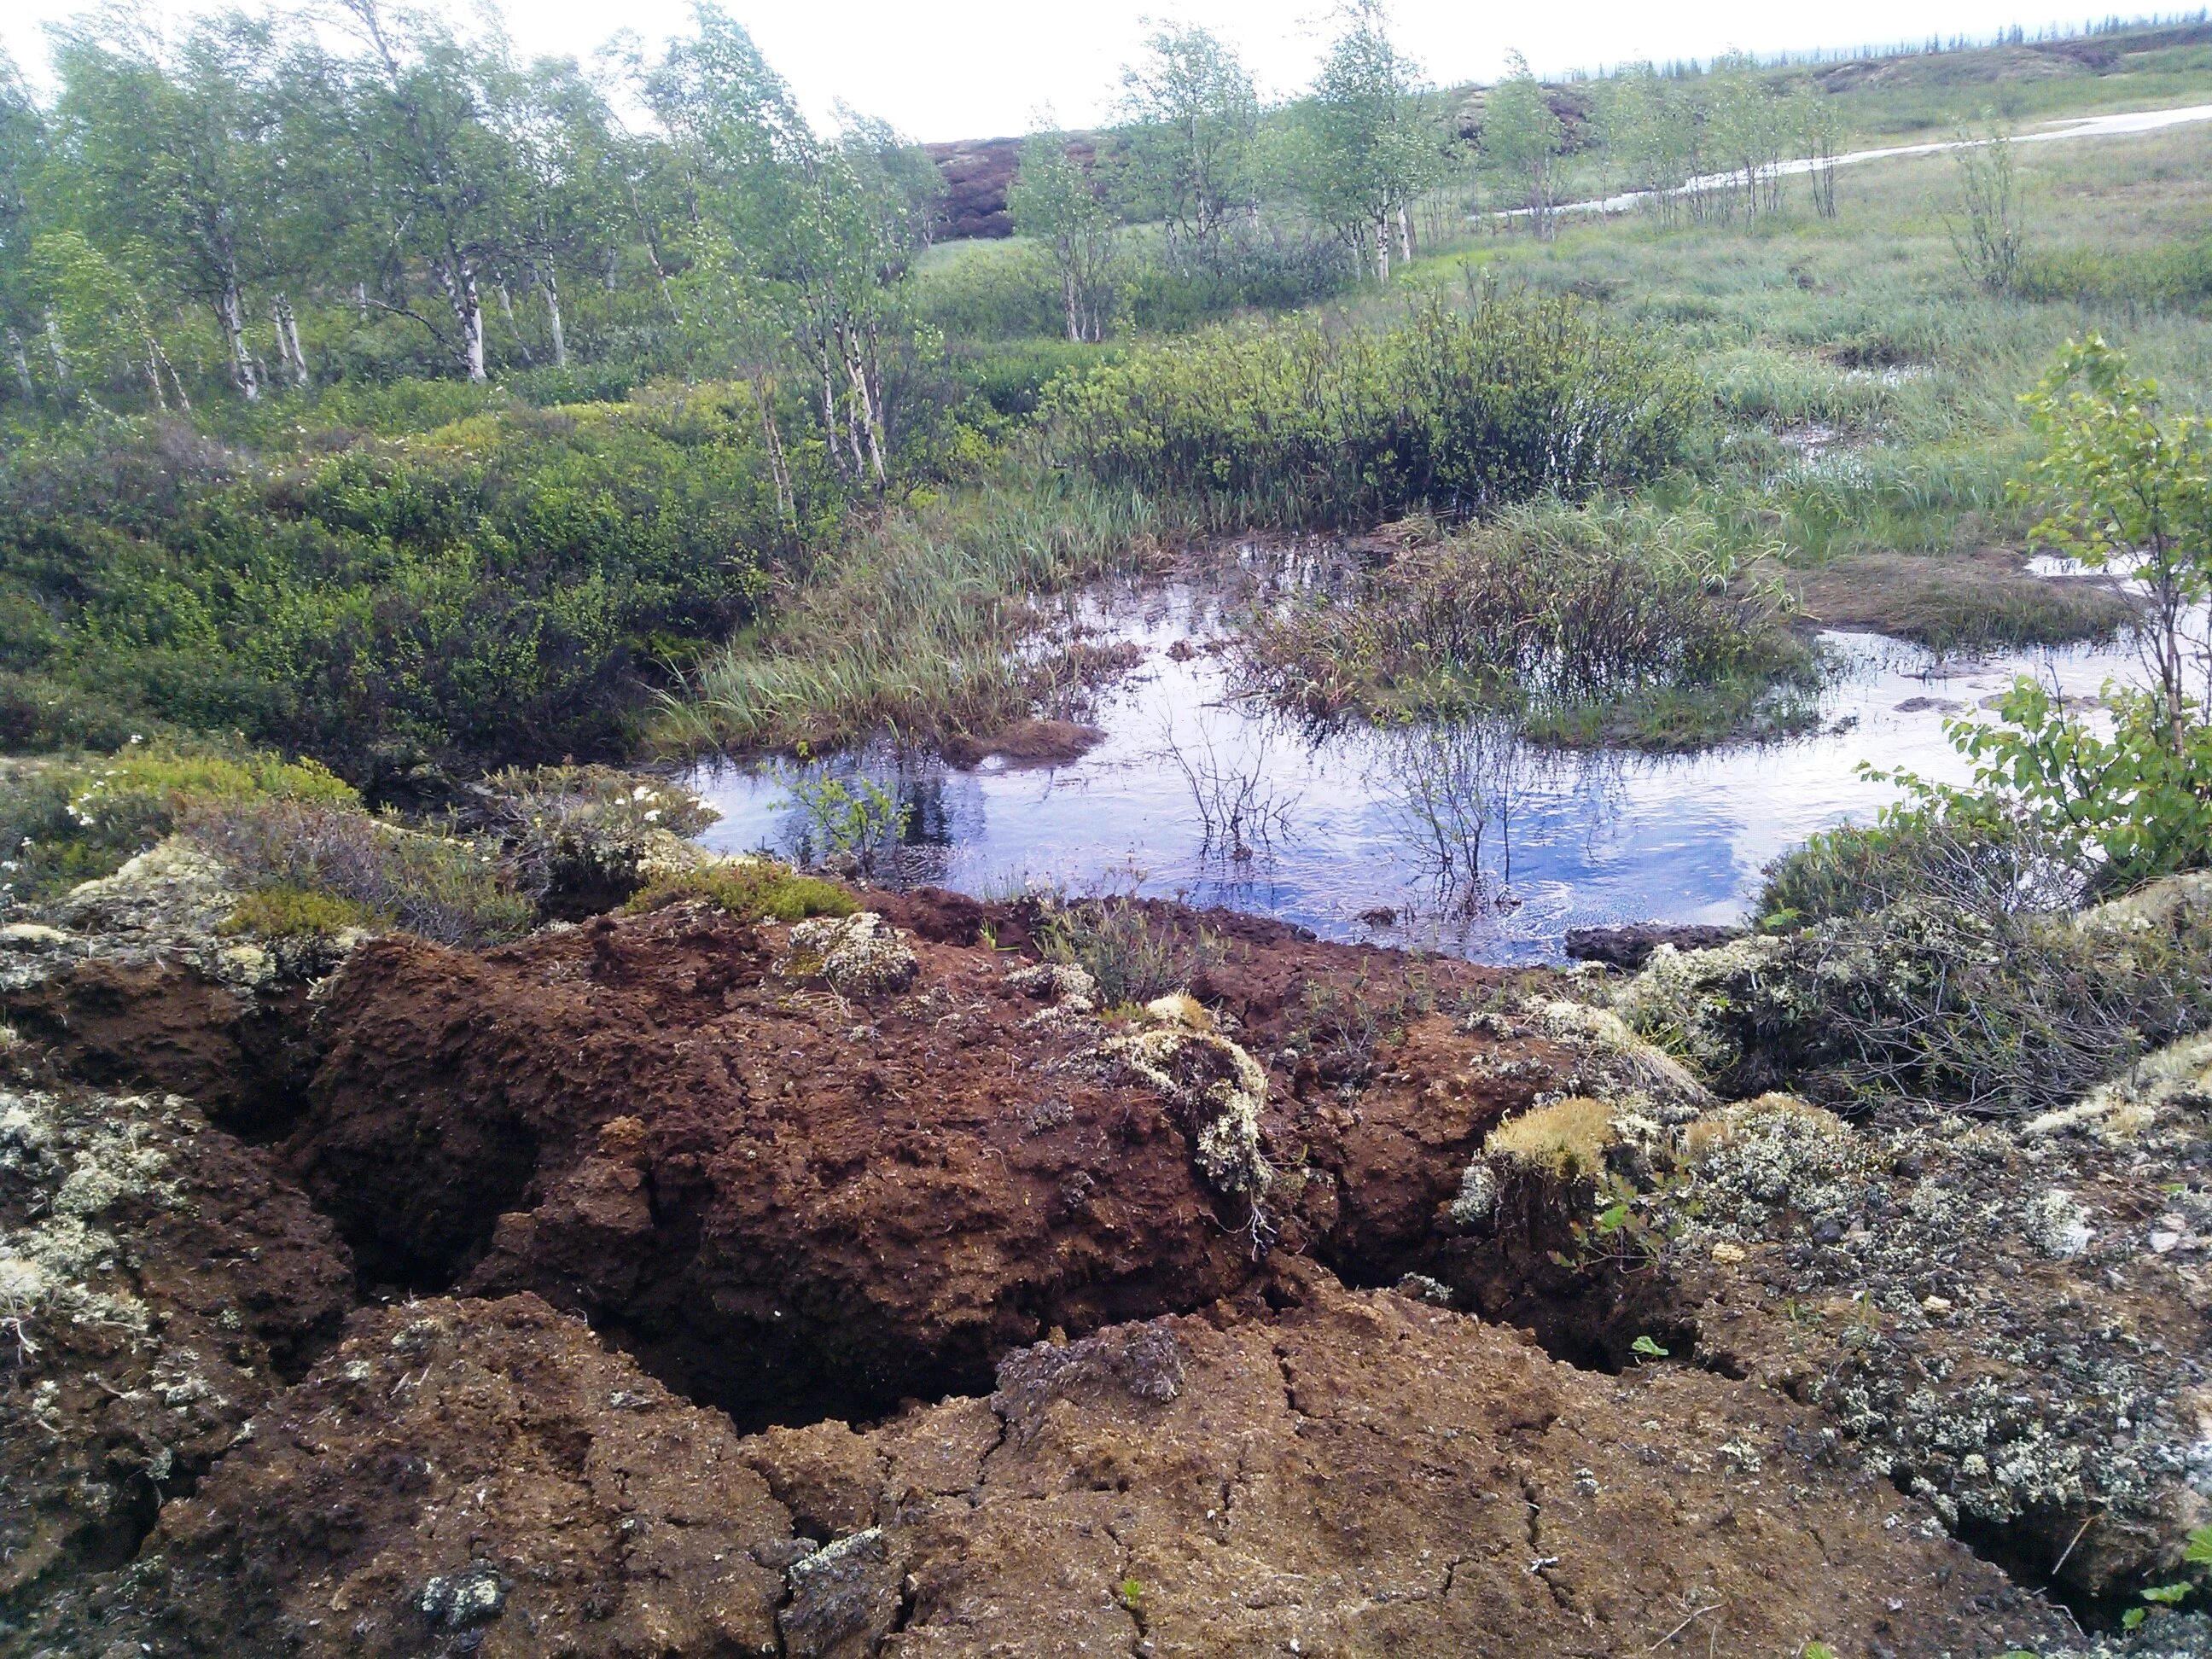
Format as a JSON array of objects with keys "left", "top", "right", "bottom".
[
  {"left": 541, "top": 271, "right": 567, "bottom": 367},
  {"left": 220, "top": 277, "right": 260, "bottom": 399},
  {"left": 753, "top": 375, "right": 794, "bottom": 527},
  {"left": 845, "top": 337, "right": 886, "bottom": 486},
  {"left": 437, "top": 254, "right": 487, "bottom": 382},
  {"left": 43, "top": 311, "right": 70, "bottom": 386},
  {"left": 273, "top": 294, "right": 310, "bottom": 387}
]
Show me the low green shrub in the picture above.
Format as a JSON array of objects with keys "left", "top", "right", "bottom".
[
  {"left": 620, "top": 861, "right": 857, "bottom": 923},
  {"left": 182, "top": 798, "right": 534, "bottom": 947},
  {"left": 0, "top": 387, "right": 811, "bottom": 777},
  {"left": 0, "top": 744, "right": 357, "bottom": 908},
  {"left": 1041, "top": 287, "right": 1703, "bottom": 527},
  {"left": 1870, "top": 679, "right": 2212, "bottom": 899},
  {"left": 952, "top": 339, "right": 1122, "bottom": 418},
  {"left": 218, "top": 885, "right": 378, "bottom": 940},
  {"left": 1756, "top": 803, "right": 2075, "bottom": 928},
  {"left": 1619, "top": 893, "right": 2212, "bottom": 1115}
]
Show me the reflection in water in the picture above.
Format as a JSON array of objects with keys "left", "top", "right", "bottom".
[
  {"left": 1162, "top": 707, "right": 1297, "bottom": 864},
  {"left": 1380, "top": 719, "right": 1520, "bottom": 898},
  {"left": 684, "top": 578, "right": 2171, "bottom": 964}
]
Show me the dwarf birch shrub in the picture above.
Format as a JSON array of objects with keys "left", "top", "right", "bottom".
[{"left": 1040, "top": 288, "right": 1703, "bottom": 527}]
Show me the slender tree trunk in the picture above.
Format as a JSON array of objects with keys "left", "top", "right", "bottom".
[
  {"left": 436, "top": 253, "right": 487, "bottom": 381},
  {"left": 143, "top": 341, "right": 167, "bottom": 410},
  {"left": 1374, "top": 216, "right": 1390, "bottom": 282},
  {"left": 6, "top": 329, "right": 32, "bottom": 399},
  {"left": 626, "top": 184, "right": 681, "bottom": 323},
  {"left": 540, "top": 270, "right": 568, "bottom": 367},
  {"left": 1398, "top": 204, "right": 1414, "bottom": 264},
  {"left": 356, "top": 280, "right": 371, "bottom": 322},
  {"left": 495, "top": 282, "right": 534, "bottom": 367},
  {"left": 752, "top": 374, "right": 794, "bottom": 529},
  {"left": 43, "top": 311, "right": 70, "bottom": 387},
  {"left": 219, "top": 276, "right": 260, "bottom": 399},
  {"left": 160, "top": 341, "right": 191, "bottom": 411},
  {"left": 272, "top": 294, "right": 310, "bottom": 387},
  {"left": 818, "top": 346, "right": 852, "bottom": 481},
  {"left": 846, "top": 345, "right": 886, "bottom": 487}
]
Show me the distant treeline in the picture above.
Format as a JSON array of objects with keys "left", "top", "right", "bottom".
[
  {"left": 0, "top": 0, "right": 1905, "bottom": 420},
  {"left": 1563, "top": 9, "right": 2212, "bottom": 79}
]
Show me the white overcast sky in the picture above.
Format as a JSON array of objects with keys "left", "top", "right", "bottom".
[{"left": 0, "top": 2, "right": 2160, "bottom": 141}]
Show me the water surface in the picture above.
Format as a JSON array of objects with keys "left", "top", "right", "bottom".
[{"left": 684, "top": 579, "right": 2157, "bottom": 964}]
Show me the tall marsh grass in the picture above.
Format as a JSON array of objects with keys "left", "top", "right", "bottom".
[
  {"left": 1243, "top": 500, "right": 1808, "bottom": 745},
  {"left": 659, "top": 468, "right": 1172, "bottom": 753}
]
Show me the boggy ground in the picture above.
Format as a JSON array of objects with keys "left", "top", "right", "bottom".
[{"left": 0, "top": 856, "right": 2192, "bottom": 1655}]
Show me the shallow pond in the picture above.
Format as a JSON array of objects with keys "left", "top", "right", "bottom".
[{"left": 683, "top": 576, "right": 2161, "bottom": 964}]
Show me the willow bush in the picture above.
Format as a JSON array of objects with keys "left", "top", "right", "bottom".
[{"left": 1039, "top": 288, "right": 1704, "bottom": 527}]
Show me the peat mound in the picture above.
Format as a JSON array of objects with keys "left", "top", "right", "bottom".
[
  {"left": 61, "top": 1270, "right": 2072, "bottom": 1658},
  {"left": 288, "top": 902, "right": 1573, "bottom": 1429},
  {"left": 0, "top": 1074, "right": 354, "bottom": 1641}
]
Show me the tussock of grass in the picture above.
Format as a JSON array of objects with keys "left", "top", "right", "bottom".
[
  {"left": 1039, "top": 898, "right": 1226, "bottom": 1007},
  {"left": 1243, "top": 500, "right": 1808, "bottom": 747},
  {"left": 621, "top": 861, "right": 856, "bottom": 923},
  {"left": 1485, "top": 1097, "right": 1621, "bottom": 1179},
  {"left": 659, "top": 469, "right": 1169, "bottom": 754}
]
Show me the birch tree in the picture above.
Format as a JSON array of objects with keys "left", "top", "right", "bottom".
[
  {"left": 1595, "top": 64, "right": 1692, "bottom": 224},
  {"left": 1117, "top": 26, "right": 1258, "bottom": 268},
  {"left": 0, "top": 52, "right": 47, "bottom": 400},
  {"left": 1478, "top": 54, "right": 1563, "bottom": 238},
  {"left": 649, "top": 8, "right": 930, "bottom": 485},
  {"left": 489, "top": 55, "right": 623, "bottom": 369},
  {"left": 1007, "top": 131, "right": 1117, "bottom": 342},
  {"left": 1299, "top": 2, "right": 1447, "bottom": 282},
  {"left": 338, "top": 0, "right": 516, "bottom": 381},
  {"left": 49, "top": 15, "right": 281, "bottom": 397}
]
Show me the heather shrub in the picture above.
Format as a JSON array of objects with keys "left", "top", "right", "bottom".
[{"left": 182, "top": 798, "right": 534, "bottom": 947}]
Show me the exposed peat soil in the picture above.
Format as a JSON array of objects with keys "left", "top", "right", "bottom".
[{"left": 6, "top": 854, "right": 2204, "bottom": 1654}]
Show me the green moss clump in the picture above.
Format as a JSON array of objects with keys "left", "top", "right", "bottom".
[
  {"left": 621, "top": 862, "right": 856, "bottom": 924},
  {"left": 220, "top": 885, "right": 379, "bottom": 940}
]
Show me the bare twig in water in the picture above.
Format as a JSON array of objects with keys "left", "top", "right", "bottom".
[{"left": 1160, "top": 714, "right": 1293, "bottom": 862}]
